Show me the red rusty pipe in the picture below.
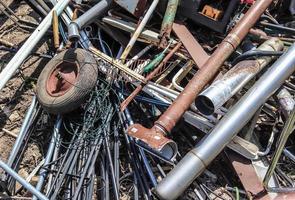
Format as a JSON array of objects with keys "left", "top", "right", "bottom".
[{"left": 127, "top": 0, "right": 273, "bottom": 158}]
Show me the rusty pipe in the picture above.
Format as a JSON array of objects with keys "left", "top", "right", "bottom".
[
  {"left": 121, "top": 42, "right": 182, "bottom": 111},
  {"left": 127, "top": 0, "right": 273, "bottom": 157}
]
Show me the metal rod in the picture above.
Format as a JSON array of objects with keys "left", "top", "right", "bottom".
[
  {"left": 52, "top": 10, "right": 60, "bottom": 49},
  {"left": 120, "top": 0, "right": 159, "bottom": 60},
  {"left": 154, "top": 43, "right": 295, "bottom": 200},
  {"left": 0, "top": 0, "right": 71, "bottom": 91},
  {"left": 32, "top": 116, "right": 62, "bottom": 200},
  {"left": 126, "top": 0, "right": 273, "bottom": 158},
  {"left": 0, "top": 159, "right": 48, "bottom": 200},
  {"left": 7, "top": 96, "right": 37, "bottom": 167}
]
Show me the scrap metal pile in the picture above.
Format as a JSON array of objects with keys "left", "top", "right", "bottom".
[{"left": 1, "top": 0, "right": 295, "bottom": 199}]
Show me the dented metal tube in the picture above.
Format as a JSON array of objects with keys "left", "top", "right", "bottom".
[
  {"left": 196, "top": 38, "right": 284, "bottom": 115},
  {"left": 155, "top": 44, "right": 295, "bottom": 200}
]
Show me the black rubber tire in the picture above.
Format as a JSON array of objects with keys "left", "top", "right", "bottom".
[{"left": 36, "top": 48, "right": 98, "bottom": 114}]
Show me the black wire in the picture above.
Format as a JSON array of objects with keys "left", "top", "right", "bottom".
[{"left": 232, "top": 50, "right": 284, "bottom": 66}]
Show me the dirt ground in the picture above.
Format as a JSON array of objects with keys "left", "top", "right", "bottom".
[{"left": 0, "top": 0, "right": 50, "bottom": 181}]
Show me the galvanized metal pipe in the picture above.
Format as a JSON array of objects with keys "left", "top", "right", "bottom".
[
  {"left": 68, "top": 0, "right": 112, "bottom": 41},
  {"left": 196, "top": 38, "right": 284, "bottom": 115},
  {"left": 127, "top": 0, "right": 273, "bottom": 158},
  {"left": 0, "top": 0, "right": 71, "bottom": 91},
  {"left": 0, "top": 159, "right": 48, "bottom": 200},
  {"left": 32, "top": 116, "right": 62, "bottom": 200},
  {"left": 120, "top": 0, "right": 159, "bottom": 60},
  {"left": 155, "top": 44, "right": 295, "bottom": 200},
  {"left": 7, "top": 96, "right": 37, "bottom": 167}
]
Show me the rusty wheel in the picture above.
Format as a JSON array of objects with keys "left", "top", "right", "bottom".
[{"left": 36, "top": 48, "right": 98, "bottom": 114}]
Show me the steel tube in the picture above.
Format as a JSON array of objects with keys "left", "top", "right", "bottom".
[
  {"left": 7, "top": 96, "right": 37, "bottom": 167},
  {"left": 196, "top": 38, "right": 284, "bottom": 115},
  {"left": 32, "top": 116, "right": 62, "bottom": 200},
  {"left": 68, "top": 0, "right": 112, "bottom": 41},
  {"left": 127, "top": 0, "right": 272, "bottom": 157},
  {"left": 0, "top": 0, "right": 70, "bottom": 91},
  {"left": 0, "top": 159, "right": 48, "bottom": 200},
  {"left": 155, "top": 44, "right": 295, "bottom": 200},
  {"left": 120, "top": 0, "right": 159, "bottom": 60}
]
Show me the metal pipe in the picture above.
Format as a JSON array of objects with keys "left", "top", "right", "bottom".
[
  {"left": 127, "top": 0, "right": 273, "bottom": 157},
  {"left": 7, "top": 96, "right": 37, "bottom": 167},
  {"left": 196, "top": 38, "right": 284, "bottom": 115},
  {"left": 0, "top": 0, "right": 71, "bottom": 91},
  {"left": 120, "top": 0, "right": 159, "bottom": 60},
  {"left": 155, "top": 43, "right": 295, "bottom": 200},
  {"left": 0, "top": 159, "right": 48, "bottom": 200},
  {"left": 159, "top": 0, "right": 179, "bottom": 47},
  {"left": 68, "top": 0, "right": 112, "bottom": 41},
  {"left": 121, "top": 42, "right": 181, "bottom": 111},
  {"left": 32, "top": 116, "right": 62, "bottom": 200}
]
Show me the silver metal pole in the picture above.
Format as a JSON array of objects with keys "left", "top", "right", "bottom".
[
  {"left": 0, "top": 0, "right": 71, "bottom": 91},
  {"left": 0, "top": 159, "right": 48, "bottom": 200},
  {"left": 32, "top": 116, "right": 62, "bottom": 200},
  {"left": 195, "top": 38, "right": 284, "bottom": 115},
  {"left": 68, "top": 0, "right": 112, "bottom": 40},
  {"left": 7, "top": 96, "right": 37, "bottom": 167},
  {"left": 120, "top": 0, "right": 159, "bottom": 60},
  {"left": 155, "top": 44, "right": 295, "bottom": 200}
]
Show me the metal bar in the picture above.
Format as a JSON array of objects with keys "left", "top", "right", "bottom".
[
  {"left": 52, "top": 10, "right": 60, "bottom": 49},
  {"left": 120, "top": 0, "right": 159, "bottom": 60},
  {"left": 0, "top": 159, "right": 48, "bottom": 200},
  {"left": 172, "top": 22, "right": 209, "bottom": 68},
  {"left": 154, "top": 43, "right": 295, "bottom": 200},
  {"left": 127, "top": 0, "right": 273, "bottom": 159},
  {"left": 0, "top": 0, "right": 71, "bottom": 91},
  {"left": 7, "top": 96, "right": 37, "bottom": 167},
  {"left": 32, "top": 116, "right": 62, "bottom": 200}
]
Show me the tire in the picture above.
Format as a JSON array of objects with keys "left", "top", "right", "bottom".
[{"left": 36, "top": 48, "right": 98, "bottom": 114}]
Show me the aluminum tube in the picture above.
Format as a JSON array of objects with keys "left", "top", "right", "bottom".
[
  {"left": 196, "top": 38, "right": 284, "bottom": 115},
  {"left": 0, "top": 0, "right": 70, "bottom": 91},
  {"left": 32, "top": 116, "right": 62, "bottom": 200},
  {"left": 155, "top": 44, "right": 295, "bottom": 200},
  {"left": 120, "top": 0, "right": 159, "bottom": 60},
  {"left": 68, "top": 0, "right": 112, "bottom": 40},
  {"left": 7, "top": 96, "right": 37, "bottom": 167},
  {"left": 0, "top": 159, "right": 48, "bottom": 200}
]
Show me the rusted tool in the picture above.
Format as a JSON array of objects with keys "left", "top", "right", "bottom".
[
  {"left": 52, "top": 10, "right": 60, "bottom": 49},
  {"left": 120, "top": 42, "right": 182, "bottom": 112},
  {"left": 127, "top": 0, "right": 273, "bottom": 158}
]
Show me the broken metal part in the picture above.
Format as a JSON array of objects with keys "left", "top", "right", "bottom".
[
  {"left": 127, "top": 124, "right": 177, "bottom": 160},
  {"left": 155, "top": 43, "right": 295, "bottom": 200},
  {"left": 196, "top": 38, "right": 284, "bottom": 116}
]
